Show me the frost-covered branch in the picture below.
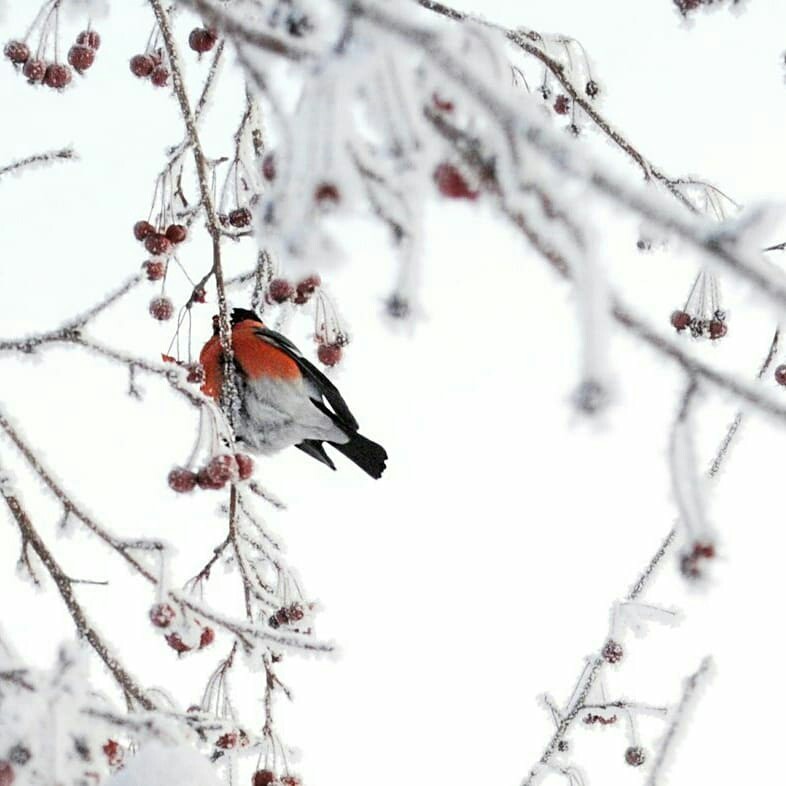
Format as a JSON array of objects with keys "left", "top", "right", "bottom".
[{"left": 0, "top": 146, "right": 75, "bottom": 179}]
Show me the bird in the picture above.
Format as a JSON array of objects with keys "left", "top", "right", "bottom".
[{"left": 199, "top": 308, "right": 388, "bottom": 479}]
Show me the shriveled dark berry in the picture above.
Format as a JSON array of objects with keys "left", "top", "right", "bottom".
[
  {"left": 216, "top": 732, "right": 238, "bottom": 749},
  {"left": 434, "top": 163, "right": 478, "bottom": 200},
  {"left": 624, "top": 746, "right": 646, "bottom": 767},
  {"left": 189, "top": 27, "right": 217, "bottom": 54},
  {"left": 267, "top": 278, "right": 294, "bottom": 304},
  {"left": 68, "top": 45, "right": 95, "bottom": 73},
  {"left": 585, "top": 80, "right": 599, "bottom": 98},
  {"left": 44, "top": 64, "right": 72, "bottom": 89},
  {"left": 314, "top": 182, "right": 341, "bottom": 206},
  {"left": 602, "top": 639, "right": 624, "bottom": 664},
  {"left": 775, "top": 364, "right": 786, "bottom": 386},
  {"left": 149, "top": 603, "right": 177, "bottom": 628},
  {"left": 386, "top": 294, "right": 410, "bottom": 319},
  {"left": 281, "top": 777, "right": 301, "bottom": 786},
  {"left": 150, "top": 66, "right": 169, "bottom": 87},
  {"left": 228, "top": 207, "right": 252, "bottom": 228},
  {"left": 7, "top": 747, "right": 29, "bottom": 767},
  {"left": 199, "top": 626, "right": 215, "bottom": 648},
  {"left": 317, "top": 343, "right": 342, "bottom": 367},
  {"left": 289, "top": 602, "right": 305, "bottom": 621},
  {"left": 186, "top": 363, "right": 204, "bottom": 384},
  {"left": 102, "top": 740, "right": 122, "bottom": 767},
  {"left": 168, "top": 467, "right": 197, "bottom": 493},
  {"left": 165, "top": 633, "right": 191, "bottom": 653},
  {"left": 76, "top": 30, "right": 101, "bottom": 50},
  {"left": 23, "top": 59, "right": 46, "bottom": 83},
  {"left": 149, "top": 296, "right": 174, "bottom": 321},
  {"left": 708, "top": 320, "right": 727, "bottom": 340},
  {"left": 130, "top": 54, "right": 154, "bottom": 77},
  {"left": 165, "top": 224, "right": 187, "bottom": 243},
  {"left": 554, "top": 95, "right": 570, "bottom": 115},
  {"left": 143, "top": 260, "right": 165, "bottom": 281},
  {"left": 670, "top": 310, "right": 691, "bottom": 331},
  {"left": 262, "top": 153, "right": 276, "bottom": 181},
  {"left": 4, "top": 41, "right": 30, "bottom": 64}
]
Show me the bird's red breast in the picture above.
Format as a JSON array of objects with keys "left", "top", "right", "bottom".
[{"left": 199, "top": 318, "right": 302, "bottom": 400}]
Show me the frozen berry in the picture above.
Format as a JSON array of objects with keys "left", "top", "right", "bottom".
[
  {"left": 708, "top": 320, "right": 727, "bottom": 340},
  {"left": 149, "top": 296, "right": 174, "bottom": 321},
  {"left": 165, "top": 633, "right": 191, "bottom": 653},
  {"left": 262, "top": 153, "right": 276, "bottom": 181},
  {"left": 6, "top": 748, "right": 28, "bottom": 768},
  {"left": 165, "top": 224, "right": 187, "bottom": 244},
  {"left": 602, "top": 639, "right": 623, "bottom": 664},
  {"left": 229, "top": 207, "right": 252, "bottom": 227},
  {"left": 134, "top": 220, "right": 155, "bottom": 241},
  {"left": 0, "top": 761, "right": 14, "bottom": 786},
  {"left": 193, "top": 287, "right": 207, "bottom": 304},
  {"left": 151, "top": 66, "right": 169, "bottom": 87},
  {"left": 189, "top": 27, "right": 217, "bottom": 53},
  {"left": 102, "top": 740, "right": 122, "bottom": 767},
  {"left": 268, "top": 614, "right": 280, "bottom": 629},
  {"left": 289, "top": 602, "right": 305, "bottom": 622},
  {"left": 314, "top": 182, "right": 340, "bottom": 206},
  {"left": 252, "top": 771, "right": 276, "bottom": 786},
  {"left": 4, "top": 41, "right": 29, "bottom": 64},
  {"left": 168, "top": 467, "right": 197, "bottom": 493},
  {"left": 434, "top": 163, "right": 478, "bottom": 200},
  {"left": 197, "top": 467, "right": 226, "bottom": 490},
  {"left": 386, "top": 294, "right": 410, "bottom": 319},
  {"left": 624, "top": 746, "right": 646, "bottom": 767},
  {"left": 586, "top": 80, "right": 599, "bottom": 98},
  {"left": 296, "top": 274, "right": 321, "bottom": 297},
  {"left": 775, "top": 364, "right": 786, "bottom": 386},
  {"left": 216, "top": 732, "right": 237, "bottom": 749},
  {"left": 186, "top": 363, "right": 204, "bottom": 384},
  {"left": 317, "top": 343, "right": 342, "bottom": 367},
  {"left": 68, "top": 45, "right": 95, "bottom": 73},
  {"left": 267, "top": 278, "right": 294, "bottom": 304},
  {"left": 692, "top": 541, "right": 716, "bottom": 559},
  {"left": 44, "top": 64, "right": 72, "bottom": 89},
  {"left": 281, "top": 777, "right": 301, "bottom": 786},
  {"left": 130, "top": 54, "right": 154, "bottom": 77},
  {"left": 77, "top": 30, "right": 101, "bottom": 50},
  {"left": 206, "top": 454, "right": 237, "bottom": 485},
  {"left": 145, "top": 233, "right": 172, "bottom": 256},
  {"left": 275, "top": 607, "right": 291, "bottom": 626},
  {"left": 199, "top": 626, "right": 215, "bottom": 648},
  {"left": 143, "top": 260, "right": 165, "bottom": 281},
  {"left": 554, "top": 95, "right": 570, "bottom": 115},
  {"left": 235, "top": 453, "right": 254, "bottom": 480},
  {"left": 670, "top": 310, "right": 691, "bottom": 331},
  {"left": 22, "top": 59, "right": 46, "bottom": 83},
  {"left": 149, "top": 603, "right": 177, "bottom": 628}
]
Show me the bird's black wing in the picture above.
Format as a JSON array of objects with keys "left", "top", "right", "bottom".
[{"left": 253, "top": 326, "right": 359, "bottom": 432}]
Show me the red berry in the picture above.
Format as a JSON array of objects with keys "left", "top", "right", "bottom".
[
  {"left": 314, "top": 182, "right": 340, "bottom": 206},
  {"left": 165, "top": 224, "right": 187, "bottom": 244},
  {"left": 130, "top": 54, "right": 154, "bottom": 77},
  {"left": 134, "top": 220, "right": 155, "bottom": 241},
  {"left": 775, "top": 364, "right": 786, "bottom": 386},
  {"left": 44, "top": 63, "right": 72, "bottom": 89},
  {"left": 275, "top": 607, "right": 291, "bottom": 626},
  {"left": 554, "top": 94, "right": 570, "bottom": 115},
  {"left": 602, "top": 640, "right": 623, "bottom": 664},
  {"left": 624, "top": 746, "right": 646, "bottom": 767},
  {"left": 145, "top": 233, "right": 172, "bottom": 256},
  {"left": 206, "top": 454, "right": 237, "bottom": 485},
  {"left": 432, "top": 93, "right": 454, "bottom": 111},
  {"left": 168, "top": 467, "right": 197, "bottom": 493},
  {"left": 186, "top": 363, "right": 205, "bottom": 384},
  {"left": 0, "top": 761, "right": 14, "bottom": 786},
  {"left": 289, "top": 602, "right": 305, "bottom": 622},
  {"left": 670, "top": 310, "right": 691, "bottom": 331},
  {"left": 165, "top": 633, "right": 191, "bottom": 653},
  {"left": 296, "top": 274, "right": 321, "bottom": 296},
  {"left": 434, "top": 163, "right": 478, "bottom": 200},
  {"left": 692, "top": 541, "right": 716, "bottom": 559},
  {"left": 252, "top": 770, "right": 276, "bottom": 786},
  {"left": 216, "top": 732, "right": 237, "bottom": 749},
  {"left": 708, "top": 320, "right": 727, "bottom": 340},
  {"left": 317, "top": 343, "right": 342, "bottom": 367},
  {"left": 68, "top": 45, "right": 95, "bottom": 73},
  {"left": 267, "top": 278, "right": 294, "bottom": 304},
  {"left": 103, "top": 740, "right": 122, "bottom": 767},
  {"left": 4, "top": 41, "right": 29, "bottom": 64},
  {"left": 229, "top": 207, "right": 252, "bottom": 228},
  {"left": 199, "top": 626, "right": 215, "bottom": 648},
  {"left": 151, "top": 66, "right": 169, "bottom": 87},
  {"left": 197, "top": 467, "right": 226, "bottom": 490},
  {"left": 149, "top": 603, "right": 177, "bottom": 628},
  {"left": 77, "top": 30, "right": 101, "bottom": 50},
  {"left": 193, "top": 288, "right": 206, "bottom": 304},
  {"left": 235, "top": 453, "right": 254, "bottom": 480},
  {"left": 281, "top": 777, "right": 302, "bottom": 786},
  {"left": 144, "top": 260, "right": 165, "bottom": 281},
  {"left": 149, "top": 296, "right": 174, "bottom": 321},
  {"left": 22, "top": 59, "right": 46, "bottom": 83},
  {"left": 189, "top": 27, "right": 217, "bottom": 53},
  {"left": 262, "top": 153, "right": 276, "bottom": 181}
]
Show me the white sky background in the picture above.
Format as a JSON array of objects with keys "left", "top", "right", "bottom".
[{"left": 2, "top": 1, "right": 786, "bottom": 785}]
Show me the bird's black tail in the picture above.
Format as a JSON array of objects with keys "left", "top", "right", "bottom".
[{"left": 329, "top": 432, "right": 388, "bottom": 479}]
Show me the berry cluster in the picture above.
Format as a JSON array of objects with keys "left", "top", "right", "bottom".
[
  {"left": 434, "top": 162, "right": 478, "bottom": 200},
  {"left": 188, "top": 26, "right": 218, "bottom": 55},
  {"left": 168, "top": 453, "right": 254, "bottom": 494},
  {"left": 134, "top": 219, "right": 187, "bottom": 257},
  {"left": 267, "top": 602, "right": 306, "bottom": 629},
  {"left": 671, "top": 270, "right": 727, "bottom": 340},
  {"left": 129, "top": 48, "right": 169, "bottom": 87},
  {"left": 215, "top": 730, "right": 250, "bottom": 750},
  {"left": 161, "top": 354, "right": 205, "bottom": 384},
  {"left": 166, "top": 625, "right": 214, "bottom": 654},
  {"left": 252, "top": 769, "right": 302, "bottom": 786},
  {"left": 267, "top": 275, "right": 321, "bottom": 306},
  {"left": 679, "top": 541, "right": 715, "bottom": 580},
  {"left": 148, "top": 602, "right": 215, "bottom": 654},
  {"left": 670, "top": 308, "right": 727, "bottom": 340},
  {"left": 583, "top": 713, "right": 618, "bottom": 725}
]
